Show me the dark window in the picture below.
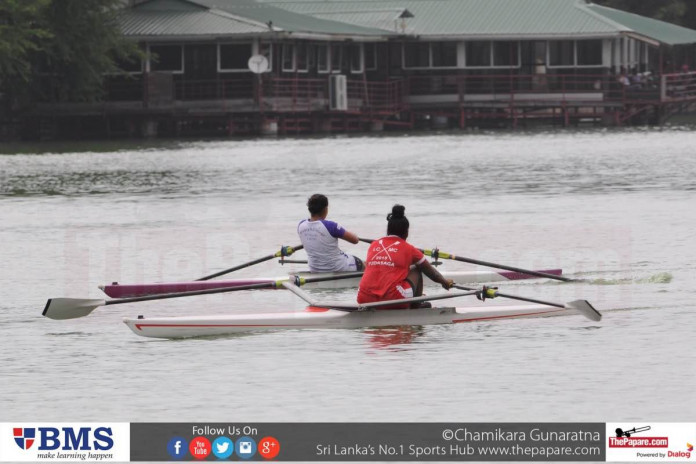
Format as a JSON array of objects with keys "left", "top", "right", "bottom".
[
  {"left": 349, "top": 44, "right": 363, "bottom": 72},
  {"left": 296, "top": 43, "right": 309, "bottom": 71},
  {"left": 331, "top": 44, "right": 343, "bottom": 72},
  {"left": 282, "top": 44, "right": 295, "bottom": 71},
  {"left": 431, "top": 42, "right": 457, "bottom": 67},
  {"left": 317, "top": 44, "right": 329, "bottom": 72},
  {"left": 493, "top": 41, "right": 519, "bottom": 67},
  {"left": 549, "top": 40, "right": 574, "bottom": 66},
  {"left": 258, "top": 42, "right": 273, "bottom": 72},
  {"left": 295, "top": 43, "right": 309, "bottom": 71},
  {"left": 150, "top": 45, "right": 183, "bottom": 72},
  {"left": 576, "top": 40, "right": 602, "bottom": 66},
  {"left": 364, "top": 43, "right": 377, "bottom": 70},
  {"left": 219, "top": 43, "right": 251, "bottom": 70},
  {"left": 466, "top": 42, "right": 491, "bottom": 67},
  {"left": 404, "top": 42, "right": 430, "bottom": 68}
]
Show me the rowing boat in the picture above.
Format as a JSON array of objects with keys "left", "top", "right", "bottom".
[
  {"left": 101, "top": 268, "right": 562, "bottom": 298},
  {"left": 122, "top": 301, "right": 586, "bottom": 339}
]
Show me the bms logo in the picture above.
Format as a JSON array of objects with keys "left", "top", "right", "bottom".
[
  {"left": 13, "top": 427, "right": 114, "bottom": 451},
  {"left": 13, "top": 428, "right": 36, "bottom": 450}
]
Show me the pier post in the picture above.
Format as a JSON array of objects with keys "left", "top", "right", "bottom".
[
  {"left": 260, "top": 119, "right": 278, "bottom": 135},
  {"left": 370, "top": 120, "right": 384, "bottom": 132},
  {"left": 141, "top": 119, "right": 158, "bottom": 138}
]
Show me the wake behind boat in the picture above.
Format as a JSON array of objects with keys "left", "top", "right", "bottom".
[{"left": 100, "top": 268, "right": 563, "bottom": 298}]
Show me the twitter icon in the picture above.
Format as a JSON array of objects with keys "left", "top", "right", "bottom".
[{"left": 212, "top": 437, "right": 234, "bottom": 460}]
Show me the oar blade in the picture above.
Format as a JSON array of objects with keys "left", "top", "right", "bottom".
[
  {"left": 565, "top": 300, "right": 602, "bottom": 322},
  {"left": 42, "top": 298, "right": 105, "bottom": 320}
]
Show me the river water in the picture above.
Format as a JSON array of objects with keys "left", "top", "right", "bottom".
[{"left": 0, "top": 128, "right": 694, "bottom": 424}]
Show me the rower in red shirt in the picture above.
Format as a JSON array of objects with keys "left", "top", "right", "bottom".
[{"left": 358, "top": 205, "right": 453, "bottom": 309}]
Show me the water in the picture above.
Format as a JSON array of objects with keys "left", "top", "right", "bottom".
[{"left": 1, "top": 128, "right": 695, "bottom": 423}]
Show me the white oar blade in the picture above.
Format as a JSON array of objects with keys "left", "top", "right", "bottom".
[
  {"left": 566, "top": 300, "right": 602, "bottom": 322},
  {"left": 42, "top": 298, "right": 105, "bottom": 320}
]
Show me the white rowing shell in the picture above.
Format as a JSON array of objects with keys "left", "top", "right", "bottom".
[{"left": 123, "top": 303, "right": 573, "bottom": 339}]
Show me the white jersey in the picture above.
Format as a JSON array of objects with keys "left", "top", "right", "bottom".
[{"left": 297, "top": 219, "right": 357, "bottom": 272}]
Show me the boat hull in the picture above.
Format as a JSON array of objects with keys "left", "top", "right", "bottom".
[
  {"left": 102, "top": 269, "right": 562, "bottom": 298},
  {"left": 123, "top": 303, "right": 571, "bottom": 339}
]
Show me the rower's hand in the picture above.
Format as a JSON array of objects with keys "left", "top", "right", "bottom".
[{"left": 442, "top": 279, "right": 454, "bottom": 290}]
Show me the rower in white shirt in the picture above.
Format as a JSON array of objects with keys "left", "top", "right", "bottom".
[{"left": 297, "top": 193, "right": 363, "bottom": 272}]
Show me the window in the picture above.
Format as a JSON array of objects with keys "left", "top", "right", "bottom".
[
  {"left": 431, "top": 42, "right": 457, "bottom": 68},
  {"left": 549, "top": 41, "right": 574, "bottom": 66},
  {"left": 282, "top": 44, "right": 295, "bottom": 71},
  {"left": 317, "top": 44, "right": 329, "bottom": 73},
  {"left": 404, "top": 43, "right": 430, "bottom": 68},
  {"left": 256, "top": 42, "right": 273, "bottom": 72},
  {"left": 149, "top": 45, "right": 183, "bottom": 72},
  {"left": 364, "top": 43, "right": 377, "bottom": 70},
  {"left": 349, "top": 44, "right": 363, "bottom": 73},
  {"left": 331, "top": 44, "right": 343, "bottom": 72},
  {"left": 219, "top": 43, "right": 252, "bottom": 71},
  {"left": 549, "top": 40, "right": 604, "bottom": 67},
  {"left": 296, "top": 43, "right": 309, "bottom": 72},
  {"left": 493, "top": 41, "right": 519, "bottom": 67},
  {"left": 466, "top": 42, "right": 491, "bottom": 67},
  {"left": 576, "top": 40, "right": 602, "bottom": 66}
]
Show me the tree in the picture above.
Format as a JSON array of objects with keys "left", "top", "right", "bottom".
[
  {"left": 0, "top": 0, "right": 50, "bottom": 111},
  {"left": 37, "top": 0, "right": 139, "bottom": 102},
  {"left": 1, "top": 0, "right": 138, "bottom": 114}
]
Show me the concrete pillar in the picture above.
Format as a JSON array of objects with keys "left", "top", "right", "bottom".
[
  {"left": 141, "top": 119, "right": 158, "bottom": 138},
  {"left": 260, "top": 119, "right": 278, "bottom": 136},
  {"left": 432, "top": 115, "right": 449, "bottom": 129},
  {"left": 320, "top": 119, "right": 333, "bottom": 133},
  {"left": 370, "top": 120, "right": 384, "bottom": 132}
]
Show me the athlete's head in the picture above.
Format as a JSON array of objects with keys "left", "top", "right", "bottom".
[
  {"left": 386, "top": 204, "right": 409, "bottom": 239},
  {"left": 307, "top": 193, "right": 328, "bottom": 216}
]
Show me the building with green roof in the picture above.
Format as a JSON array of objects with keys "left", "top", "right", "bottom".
[{"left": 28, "top": 0, "right": 696, "bottom": 138}]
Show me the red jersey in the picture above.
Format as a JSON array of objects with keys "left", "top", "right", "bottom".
[{"left": 357, "top": 236, "right": 426, "bottom": 301}]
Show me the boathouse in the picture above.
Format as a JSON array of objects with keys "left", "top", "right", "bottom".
[{"left": 28, "top": 0, "right": 696, "bottom": 138}]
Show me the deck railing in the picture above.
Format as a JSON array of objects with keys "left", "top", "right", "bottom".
[
  {"left": 100, "top": 71, "right": 694, "bottom": 110},
  {"left": 661, "top": 71, "right": 696, "bottom": 101},
  {"left": 407, "top": 73, "right": 661, "bottom": 103}
]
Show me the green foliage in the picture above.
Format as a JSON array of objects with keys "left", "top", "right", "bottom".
[
  {"left": 0, "top": 0, "right": 50, "bottom": 84},
  {"left": 0, "top": 0, "right": 139, "bottom": 109},
  {"left": 39, "top": 0, "right": 139, "bottom": 101}
]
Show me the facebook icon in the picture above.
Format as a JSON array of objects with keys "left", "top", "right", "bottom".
[{"left": 167, "top": 437, "right": 188, "bottom": 460}]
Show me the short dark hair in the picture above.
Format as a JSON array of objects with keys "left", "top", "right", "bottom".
[
  {"left": 386, "top": 204, "right": 409, "bottom": 239},
  {"left": 307, "top": 194, "right": 328, "bottom": 215}
]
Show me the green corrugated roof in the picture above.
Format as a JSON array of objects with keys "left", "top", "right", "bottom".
[
  {"left": 311, "top": 9, "right": 408, "bottom": 33},
  {"left": 123, "top": 0, "right": 696, "bottom": 45},
  {"left": 119, "top": 9, "right": 268, "bottom": 37},
  {"left": 586, "top": 3, "right": 696, "bottom": 45},
  {"left": 188, "top": 0, "right": 388, "bottom": 35},
  {"left": 262, "top": 0, "right": 625, "bottom": 38},
  {"left": 123, "top": 0, "right": 387, "bottom": 37}
]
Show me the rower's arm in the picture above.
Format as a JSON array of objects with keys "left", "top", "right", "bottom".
[
  {"left": 418, "top": 260, "right": 453, "bottom": 290},
  {"left": 341, "top": 230, "right": 360, "bottom": 244}
]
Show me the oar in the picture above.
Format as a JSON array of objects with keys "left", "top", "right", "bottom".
[
  {"left": 281, "top": 280, "right": 477, "bottom": 311},
  {"left": 452, "top": 284, "right": 602, "bottom": 321},
  {"left": 358, "top": 237, "right": 571, "bottom": 282},
  {"left": 43, "top": 272, "right": 363, "bottom": 321},
  {"left": 196, "top": 244, "right": 304, "bottom": 281}
]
